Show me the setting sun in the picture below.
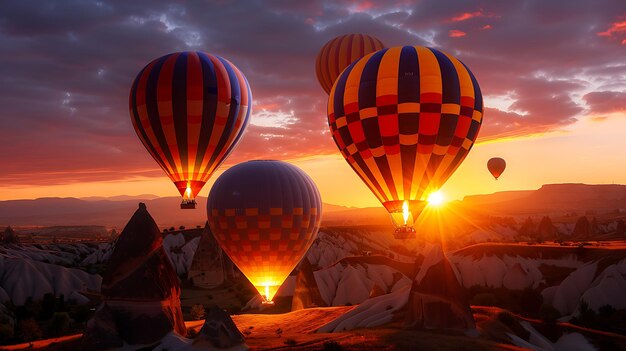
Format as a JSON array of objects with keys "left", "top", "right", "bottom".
[{"left": 427, "top": 191, "right": 446, "bottom": 207}]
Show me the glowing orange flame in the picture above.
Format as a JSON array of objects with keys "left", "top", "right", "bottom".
[{"left": 402, "top": 200, "right": 409, "bottom": 225}]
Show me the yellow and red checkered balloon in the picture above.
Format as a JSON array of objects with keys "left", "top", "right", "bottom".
[
  {"left": 327, "top": 46, "right": 483, "bottom": 231},
  {"left": 207, "top": 161, "right": 322, "bottom": 302}
]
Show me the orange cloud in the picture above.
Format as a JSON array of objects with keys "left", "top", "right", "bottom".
[
  {"left": 450, "top": 11, "right": 484, "bottom": 22},
  {"left": 448, "top": 10, "right": 498, "bottom": 23},
  {"left": 597, "top": 15, "right": 626, "bottom": 44},
  {"left": 449, "top": 30, "right": 466, "bottom": 38},
  {"left": 597, "top": 18, "right": 626, "bottom": 37},
  {"left": 481, "top": 24, "right": 492, "bottom": 30}
]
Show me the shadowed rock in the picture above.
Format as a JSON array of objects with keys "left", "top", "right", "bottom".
[
  {"left": 291, "top": 257, "right": 327, "bottom": 310},
  {"left": 193, "top": 306, "right": 247, "bottom": 350},
  {"left": 572, "top": 216, "right": 591, "bottom": 238},
  {"left": 187, "top": 223, "right": 227, "bottom": 288},
  {"left": 82, "top": 203, "right": 186, "bottom": 349},
  {"left": 405, "top": 244, "right": 475, "bottom": 331},
  {"left": 2, "top": 226, "right": 19, "bottom": 244},
  {"left": 81, "top": 304, "right": 122, "bottom": 349},
  {"left": 616, "top": 220, "right": 626, "bottom": 236},
  {"left": 369, "top": 284, "right": 386, "bottom": 298},
  {"left": 538, "top": 216, "right": 557, "bottom": 240}
]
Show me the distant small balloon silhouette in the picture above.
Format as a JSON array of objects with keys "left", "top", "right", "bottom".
[
  {"left": 315, "top": 34, "right": 384, "bottom": 94},
  {"left": 207, "top": 160, "right": 322, "bottom": 303},
  {"left": 487, "top": 157, "right": 506, "bottom": 180}
]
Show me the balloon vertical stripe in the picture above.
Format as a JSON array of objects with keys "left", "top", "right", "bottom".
[
  {"left": 130, "top": 51, "right": 251, "bottom": 200},
  {"left": 316, "top": 34, "right": 385, "bottom": 94},
  {"left": 327, "top": 46, "right": 483, "bottom": 215}
]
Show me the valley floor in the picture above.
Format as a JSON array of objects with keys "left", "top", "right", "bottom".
[{"left": 0, "top": 306, "right": 577, "bottom": 351}]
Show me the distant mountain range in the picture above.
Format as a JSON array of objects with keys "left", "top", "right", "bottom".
[
  {"left": 463, "top": 183, "right": 626, "bottom": 216},
  {"left": 0, "top": 195, "right": 360, "bottom": 229},
  {"left": 2, "top": 183, "right": 626, "bottom": 229}
]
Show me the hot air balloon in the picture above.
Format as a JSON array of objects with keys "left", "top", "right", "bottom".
[
  {"left": 487, "top": 157, "right": 506, "bottom": 180},
  {"left": 207, "top": 160, "right": 322, "bottom": 303},
  {"left": 328, "top": 46, "right": 483, "bottom": 239},
  {"left": 129, "top": 51, "right": 251, "bottom": 209},
  {"left": 316, "top": 34, "right": 385, "bottom": 94}
]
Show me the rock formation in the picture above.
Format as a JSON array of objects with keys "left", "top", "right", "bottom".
[
  {"left": 193, "top": 306, "right": 247, "bottom": 350},
  {"left": 537, "top": 216, "right": 557, "bottom": 240},
  {"left": 2, "top": 226, "right": 19, "bottom": 244},
  {"left": 616, "top": 219, "right": 626, "bottom": 236},
  {"left": 572, "top": 216, "right": 591, "bottom": 238},
  {"left": 187, "top": 224, "right": 230, "bottom": 288},
  {"left": 291, "top": 257, "right": 327, "bottom": 310},
  {"left": 82, "top": 203, "right": 186, "bottom": 349},
  {"left": 405, "top": 244, "right": 475, "bottom": 331}
]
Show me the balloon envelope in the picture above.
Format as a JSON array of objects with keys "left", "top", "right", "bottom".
[
  {"left": 327, "top": 46, "right": 483, "bottom": 234},
  {"left": 487, "top": 157, "right": 506, "bottom": 180},
  {"left": 207, "top": 161, "right": 322, "bottom": 302},
  {"left": 129, "top": 51, "right": 251, "bottom": 208},
  {"left": 316, "top": 34, "right": 384, "bottom": 94}
]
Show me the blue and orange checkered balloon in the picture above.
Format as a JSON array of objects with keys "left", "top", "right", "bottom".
[
  {"left": 207, "top": 160, "right": 322, "bottom": 302},
  {"left": 327, "top": 46, "right": 483, "bottom": 231}
]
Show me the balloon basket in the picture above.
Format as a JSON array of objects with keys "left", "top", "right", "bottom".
[
  {"left": 180, "top": 201, "right": 196, "bottom": 210},
  {"left": 393, "top": 226, "right": 416, "bottom": 240},
  {"left": 261, "top": 300, "right": 275, "bottom": 306}
]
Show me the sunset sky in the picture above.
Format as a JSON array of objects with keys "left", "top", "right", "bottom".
[{"left": 1, "top": 1, "right": 626, "bottom": 207}]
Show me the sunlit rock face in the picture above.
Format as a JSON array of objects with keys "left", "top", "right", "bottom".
[
  {"left": 82, "top": 203, "right": 186, "bottom": 348},
  {"left": 292, "top": 257, "right": 327, "bottom": 310}
]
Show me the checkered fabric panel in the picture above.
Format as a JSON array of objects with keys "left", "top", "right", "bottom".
[
  {"left": 327, "top": 45, "right": 483, "bottom": 207},
  {"left": 207, "top": 161, "right": 322, "bottom": 290},
  {"left": 209, "top": 206, "right": 320, "bottom": 287}
]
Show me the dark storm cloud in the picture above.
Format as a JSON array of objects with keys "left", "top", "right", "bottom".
[{"left": 0, "top": 0, "right": 624, "bottom": 186}]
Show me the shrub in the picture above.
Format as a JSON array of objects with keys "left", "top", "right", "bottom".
[
  {"left": 0, "top": 322, "right": 14, "bottom": 340},
  {"left": 497, "top": 311, "right": 515, "bottom": 326},
  {"left": 598, "top": 304, "right": 616, "bottom": 318},
  {"left": 539, "top": 304, "right": 560, "bottom": 323},
  {"left": 187, "top": 328, "right": 198, "bottom": 338},
  {"left": 471, "top": 293, "right": 497, "bottom": 306},
  {"left": 577, "top": 300, "right": 596, "bottom": 325},
  {"left": 48, "top": 312, "right": 71, "bottom": 335},
  {"left": 19, "top": 319, "right": 42, "bottom": 343},
  {"left": 519, "top": 288, "right": 543, "bottom": 315},
  {"left": 283, "top": 338, "right": 297, "bottom": 346},
  {"left": 323, "top": 340, "right": 345, "bottom": 351},
  {"left": 190, "top": 304, "right": 206, "bottom": 320}
]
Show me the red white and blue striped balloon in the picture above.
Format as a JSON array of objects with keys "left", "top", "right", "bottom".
[{"left": 129, "top": 51, "right": 251, "bottom": 202}]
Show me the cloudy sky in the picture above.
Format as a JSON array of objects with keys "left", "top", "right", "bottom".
[{"left": 1, "top": 0, "right": 625, "bottom": 206}]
